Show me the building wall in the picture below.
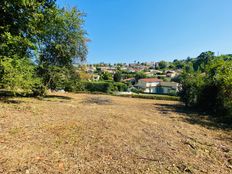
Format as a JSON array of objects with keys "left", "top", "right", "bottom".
[
  {"left": 143, "top": 87, "right": 173, "bottom": 94},
  {"left": 138, "top": 80, "right": 179, "bottom": 94},
  {"left": 137, "top": 81, "right": 160, "bottom": 88}
]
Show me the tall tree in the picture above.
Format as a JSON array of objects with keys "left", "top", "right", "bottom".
[
  {"left": 37, "top": 7, "right": 88, "bottom": 89},
  {"left": 193, "top": 51, "right": 215, "bottom": 71},
  {"left": 0, "top": 0, "right": 56, "bottom": 94}
]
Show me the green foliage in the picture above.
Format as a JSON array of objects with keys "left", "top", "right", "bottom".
[
  {"left": 101, "top": 72, "right": 112, "bottom": 81},
  {"left": 113, "top": 71, "right": 122, "bottom": 82},
  {"left": 82, "top": 81, "right": 113, "bottom": 93},
  {"left": 193, "top": 51, "right": 215, "bottom": 71},
  {"left": 179, "top": 57, "right": 232, "bottom": 123},
  {"left": 113, "top": 82, "right": 128, "bottom": 92},
  {"left": 179, "top": 71, "right": 204, "bottom": 107},
  {"left": 37, "top": 7, "right": 87, "bottom": 67},
  {"left": 68, "top": 81, "right": 128, "bottom": 93},
  {"left": 158, "top": 61, "right": 168, "bottom": 69},
  {"left": 0, "top": 1, "right": 87, "bottom": 96},
  {"left": 116, "top": 93, "right": 180, "bottom": 101},
  {"left": 0, "top": 56, "right": 42, "bottom": 95},
  {"left": 130, "top": 88, "right": 144, "bottom": 94},
  {"left": 135, "top": 71, "right": 146, "bottom": 81}
]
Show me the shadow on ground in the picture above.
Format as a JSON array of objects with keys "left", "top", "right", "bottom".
[
  {"left": 82, "top": 96, "right": 112, "bottom": 105},
  {"left": 0, "top": 97, "right": 24, "bottom": 104},
  {"left": 43, "top": 95, "right": 73, "bottom": 100},
  {"left": 0, "top": 91, "right": 24, "bottom": 104},
  {"left": 154, "top": 103, "right": 232, "bottom": 130},
  {"left": 0, "top": 90, "right": 73, "bottom": 103}
]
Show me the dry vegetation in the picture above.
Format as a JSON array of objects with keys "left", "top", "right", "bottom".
[{"left": 0, "top": 93, "right": 231, "bottom": 174}]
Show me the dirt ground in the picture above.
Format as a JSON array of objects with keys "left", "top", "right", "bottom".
[{"left": 0, "top": 93, "right": 231, "bottom": 174}]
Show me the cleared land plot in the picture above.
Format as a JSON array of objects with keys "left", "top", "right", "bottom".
[{"left": 0, "top": 93, "right": 231, "bottom": 174}]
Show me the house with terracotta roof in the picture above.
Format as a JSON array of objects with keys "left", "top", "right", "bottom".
[{"left": 136, "top": 78, "right": 179, "bottom": 94}]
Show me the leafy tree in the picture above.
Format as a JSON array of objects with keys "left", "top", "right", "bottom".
[
  {"left": 0, "top": 0, "right": 56, "bottom": 58},
  {"left": 158, "top": 61, "right": 167, "bottom": 69},
  {"left": 179, "top": 57, "right": 232, "bottom": 123},
  {"left": 179, "top": 71, "right": 204, "bottom": 107},
  {"left": 36, "top": 7, "right": 88, "bottom": 89},
  {"left": 0, "top": 56, "right": 41, "bottom": 95},
  {"left": 113, "top": 71, "right": 122, "bottom": 82},
  {"left": 193, "top": 51, "right": 214, "bottom": 71},
  {"left": 0, "top": 0, "right": 56, "bottom": 94},
  {"left": 101, "top": 72, "right": 112, "bottom": 81},
  {"left": 135, "top": 71, "right": 146, "bottom": 81},
  {"left": 0, "top": 0, "right": 87, "bottom": 93}
]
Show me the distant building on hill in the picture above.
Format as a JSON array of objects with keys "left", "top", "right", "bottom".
[{"left": 135, "top": 78, "right": 179, "bottom": 94}]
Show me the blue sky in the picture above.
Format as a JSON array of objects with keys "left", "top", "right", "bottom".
[{"left": 57, "top": 0, "right": 232, "bottom": 64}]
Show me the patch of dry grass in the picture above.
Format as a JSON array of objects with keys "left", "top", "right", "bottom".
[{"left": 0, "top": 93, "right": 231, "bottom": 174}]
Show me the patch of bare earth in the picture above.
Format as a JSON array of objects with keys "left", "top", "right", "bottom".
[{"left": 0, "top": 93, "right": 231, "bottom": 174}]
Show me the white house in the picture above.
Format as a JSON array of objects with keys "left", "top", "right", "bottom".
[
  {"left": 136, "top": 78, "right": 163, "bottom": 93},
  {"left": 136, "top": 78, "right": 179, "bottom": 94}
]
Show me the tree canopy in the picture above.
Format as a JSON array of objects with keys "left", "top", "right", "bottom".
[{"left": 0, "top": 0, "right": 88, "bottom": 94}]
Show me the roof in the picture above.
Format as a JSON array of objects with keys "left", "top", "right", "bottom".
[
  {"left": 139, "top": 78, "right": 163, "bottom": 83},
  {"left": 160, "top": 81, "right": 179, "bottom": 88}
]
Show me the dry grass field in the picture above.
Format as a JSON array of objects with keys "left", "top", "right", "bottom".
[{"left": 0, "top": 93, "right": 231, "bottom": 174}]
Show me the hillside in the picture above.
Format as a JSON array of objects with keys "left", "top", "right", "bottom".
[{"left": 0, "top": 93, "right": 231, "bottom": 174}]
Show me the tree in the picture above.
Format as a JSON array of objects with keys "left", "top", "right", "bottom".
[
  {"left": 36, "top": 7, "right": 88, "bottom": 89},
  {"left": 0, "top": 56, "right": 41, "bottom": 95},
  {"left": 158, "top": 61, "right": 167, "bottom": 69},
  {"left": 0, "top": 0, "right": 56, "bottom": 58},
  {"left": 101, "top": 72, "right": 112, "bottom": 81},
  {"left": 135, "top": 72, "right": 146, "bottom": 81},
  {"left": 179, "top": 58, "right": 232, "bottom": 123},
  {"left": 193, "top": 51, "right": 214, "bottom": 71},
  {"left": 0, "top": 1, "right": 88, "bottom": 93},
  {"left": 113, "top": 71, "right": 122, "bottom": 82},
  {"left": 179, "top": 71, "right": 204, "bottom": 107},
  {"left": 0, "top": 0, "right": 56, "bottom": 94}
]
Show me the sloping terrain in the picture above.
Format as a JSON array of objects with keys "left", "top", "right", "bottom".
[{"left": 0, "top": 93, "right": 231, "bottom": 174}]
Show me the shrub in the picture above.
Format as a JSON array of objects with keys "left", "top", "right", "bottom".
[
  {"left": 179, "top": 59, "right": 232, "bottom": 123},
  {"left": 82, "top": 81, "right": 113, "bottom": 93},
  {"left": 113, "top": 82, "right": 128, "bottom": 92},
  {"left": 0, "top": 56, "right": 42, "bottom": 95},
  {"left": 69, "top": 81, "right": 128, "bottom": 94},
  {"left": 31, "top": 84, "right": 47, "bottom": 97}
]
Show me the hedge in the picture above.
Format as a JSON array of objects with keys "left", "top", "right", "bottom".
[
  {"left": 75, "top": 81, "right": 128, "bottom": 93},
  {"left": 115, "top": 93, "right": 180, "bottom": 101}
]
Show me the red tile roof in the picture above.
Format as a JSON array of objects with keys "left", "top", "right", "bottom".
[{"left": 139, "top": 78, "right": 163, "bottom": 83}]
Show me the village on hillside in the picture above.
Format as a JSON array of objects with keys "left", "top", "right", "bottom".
[{"left": 76, "top": 61, "right": 181, "bottom": 95}]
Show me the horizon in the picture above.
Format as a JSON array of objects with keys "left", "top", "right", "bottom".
[{"left": 57, "top": 0, "right": 232, "bottom": 64}]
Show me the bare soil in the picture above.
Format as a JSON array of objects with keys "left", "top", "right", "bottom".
[{"left": 0, "top": 93, "right": 231, "bottom": 174}]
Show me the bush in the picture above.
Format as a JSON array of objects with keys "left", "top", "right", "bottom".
[
  {"left": 131, "top": 88, "right": 144, "bottom": 94},
  {"left": 113, "top": 82, "right": 128, "bottom": 92},
  {"left": 69, "top": 81, "right": 128, "bottom": 94},
  {"left": 82, "top": 81, "right": 113, "bottom": 93},
  {"left": 179, "top": 59, "right": 232, "bottom": 123},
  {"left": 0, "top": 56, "right": 42, "bottom": 95},
  {"left": 31, "top": 84, "right": 47, "bottom": 97}
]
